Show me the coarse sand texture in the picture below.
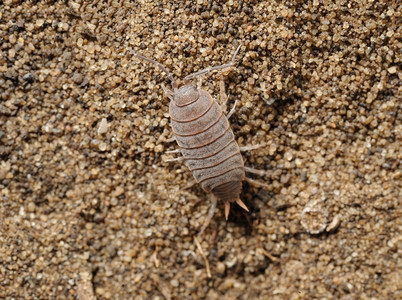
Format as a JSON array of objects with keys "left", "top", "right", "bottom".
[{"left": 0, "top": 1, "right": 400, "bottom": 299}]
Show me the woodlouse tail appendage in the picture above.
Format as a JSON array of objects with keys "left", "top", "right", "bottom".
[{"left": 211, "top": 181, "right": 249, "bottom": 220}]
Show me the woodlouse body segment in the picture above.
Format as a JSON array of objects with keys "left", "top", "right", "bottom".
[
  {"left": 130, "top": 45, "right": 250, "bottom": 219},
  {"left": 173, "top": 86, "right": 200, "bottom": 107}
]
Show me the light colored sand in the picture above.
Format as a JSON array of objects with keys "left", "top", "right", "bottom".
[{"left": 0, "top": 1, "right": 400, "bottom": 299}]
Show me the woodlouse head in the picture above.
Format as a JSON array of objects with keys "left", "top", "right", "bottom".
[{"left": 173, "top": 86, "right": 200, "bottom": 107}]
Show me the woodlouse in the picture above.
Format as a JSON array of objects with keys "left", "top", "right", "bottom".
[{"left": 130, "top": 45, "right": 266, "bottom": 220}]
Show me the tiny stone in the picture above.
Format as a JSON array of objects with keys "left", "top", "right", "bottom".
[
  {"left": 72, "top": 73, "right": 84, "bottom": 84},
  {"left": 216, "top": 262, "right": 226, "bottom": 275},
  {"left": 300, "top": 201, "right": 329, "bottom": 234},
  {"left": 35, "top": 19, "right": 44, "bottom": 27},
  {"left": 9, "top": 35, "right": 16, "bottom": 44},
  {"left": 154, "top": 144, "right": 164, "bottom": 153},
  {"left": 26, "top": 202, "right": 36, "bottom": 212},
  {"left": 387, "top": 66, "right": 397, "bottom": 74},
  {"left": 284, "top": 151, "right": 293, "bottom": 161},
  {"left": 326, "top": 215, "right": 341, "bottom": 233},
  {"left": 114, "top": 186, "right": 124, "bottom": 197},
  {"left": 98, "top": 142, "right": 107, "bottom": 151},
  {"left": 225, "top": 256, "right": 237, "bottom": 268},
  {"left": 97, "top": 118, "right": 108, "bottom": 134},
  {"left": 170, "top": 279, "right": 179, "bottom": 287},
  {"left": 0, "top": 168, "right": 7, "bottom": 180}
]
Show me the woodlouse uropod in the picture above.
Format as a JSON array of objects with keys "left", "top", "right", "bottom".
[{"left": 129, "top": 45, "right": 266, "bottom": 220}]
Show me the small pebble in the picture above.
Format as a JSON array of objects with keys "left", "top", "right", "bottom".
[
  {"left": 97, "top": 118, "right": 108, "bottom": 134},
  {"left": 300, "top": 200, "right": 329, "bottom": 234},
  {"left": 326, "top": 215, "right": 341, "bottom": 233}
]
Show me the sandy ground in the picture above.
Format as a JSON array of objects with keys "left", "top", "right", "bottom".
[{"left": 0, "top": 0, "right": 401, "bottom": 299}]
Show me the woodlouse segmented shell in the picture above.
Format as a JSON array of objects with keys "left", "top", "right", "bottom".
[
  {"left": 170, "top": 85, "right": 245, "bottom": 196},
  {"left": 130, "top": 45, "right": 249, "bottom": 219}
]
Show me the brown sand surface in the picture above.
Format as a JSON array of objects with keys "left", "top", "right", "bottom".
[{"left": 1, "top": 1, "right": 401, "bottom": 299}]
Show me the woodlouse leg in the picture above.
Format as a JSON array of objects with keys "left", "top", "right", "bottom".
[
  {"left": 226, "top": 100, "right": 238, "bottom": 119},
  {"left": 166, "top": 136, "right": 176, "bottom": 142},
  {"left": 219, "top": 79, "right": 228, "bottom": 109},
  {"left": 219, "top": 94, "right": 229, "bottom": 113},
  {"left": 239, "top": 143, "right": 266, "bottom": 152},
  {"left": 197, "top": 76, "right": 203, "bottom": 89},
  {"left": 219, "top": 79, "right": 238, "bottom": 119},
  {"left": 165, "top": 149, "right": 180, "bottom": 154},
  {"left": 183, "top": 179, "right": 197, "bottom": 190},
  {"left": 244, "top": 167, "right": 274, "bottom": 178},
  {"left": 161, "top": 83, "right": 173, "bottom": 99},
  {"left": 198, "top": 194, "right": 217, "bottom": 237},
  {"left": 244, "top": 167, "right": 266, "bottom": 176},
  {"left": 193, "top": 236, "right": 212, "bottom": 278},
  {"left": 245, "top": 176, "right": 270, "bottom": 189},
  {"left": 164, "top": 156, "right": 184, "bottom": 162},
  {"left": 182, "top": 45, "right": 241, "bottom": 84}
]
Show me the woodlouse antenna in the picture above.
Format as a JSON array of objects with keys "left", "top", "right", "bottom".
[
  {"left": 128, "top": 48, "right": 178, "bottom": 90},
  {"left": 183, "top": 44, "right": 241, "bottom": 85}
]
